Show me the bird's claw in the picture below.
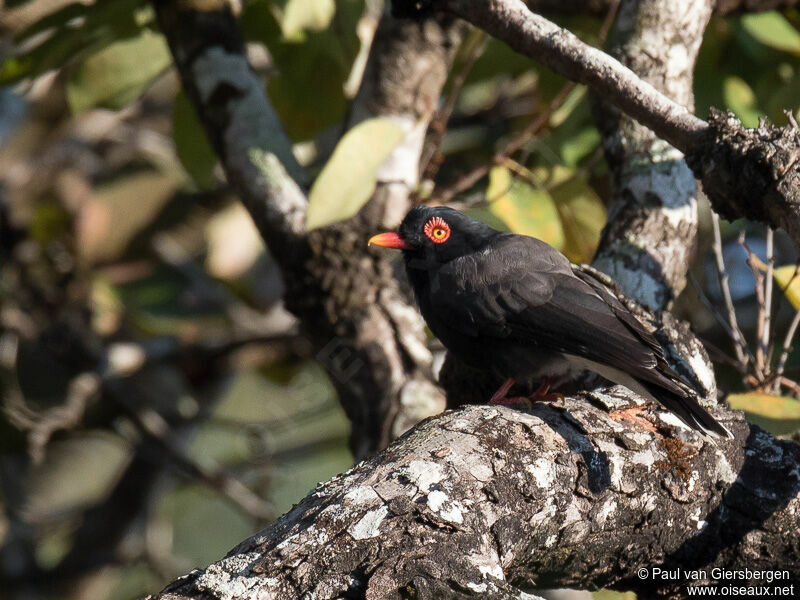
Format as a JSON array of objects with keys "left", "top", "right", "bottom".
[{"left": 530, "top": 379, "right": 563, "bottom": 403}]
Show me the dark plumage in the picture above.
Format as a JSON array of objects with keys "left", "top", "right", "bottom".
[{"left": 370, "top": 206, "right": 731, "bottom": 438}]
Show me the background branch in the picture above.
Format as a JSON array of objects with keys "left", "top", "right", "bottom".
[
  {"left": 404, "top": 0, "right": 800, "bottom": 249},
  {"left": 155, "top": 1, "right": 463, "bottom": 459},
  {"left": 591, "top": 0, "right": 713, "bottom": 311},
  {"left": 527, "top": 0, "right": 800, "bottom": 16}
]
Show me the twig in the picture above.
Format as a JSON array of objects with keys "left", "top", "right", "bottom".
[
  {"left": 111, "top": 382, "right": 274, "bottom": 521},
  {"left": 711, "top": 213, "right": 751, "bottom": 371},
  {"left": 740, "top": 232, "right": 768, "bottom": 381},
  {"left": 779, "top": 375, "right": 800, "bottom": 399},
  {"left": 775, "top": 309, "right": 800, "bottom": 388},
  {"left": 420, "top": 31, "right": 489, "bottom": 181},
  {"left": 688, "top": 273, "right": 749, "bottom": 374},
  {"left": 436, "top": 0, "right": 708, "bottom": 152},
  {"left": 427, "top": 0, "right": 619, "bottom": 205},
  {"left": 429, "top": 81, "right": 575, "bottom": 204},
  {"left": 763, "top": 227, "right": 775, "bottom": 375}
]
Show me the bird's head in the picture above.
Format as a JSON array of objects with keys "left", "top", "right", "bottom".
[{"left": 368, "top": 206, "right": 497, "bottom": 263}]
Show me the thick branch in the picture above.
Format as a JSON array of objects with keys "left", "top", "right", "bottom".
[
  {"left": 400, "top": 0, "right": 800, "bottom": 248},
  {"left": 147, "top": 394, "right": 799, "bottom": 600},
  {"left": 591, "top": 0, "right": 712, "bottom": 310},
  {"left": 290, "top": 15, "right": 462, "bottom": 458},
  {"left": 154, "top": 0, "right": 307, "bottom": 267},
  {"left": 155, "top": 0, "right": 462, "bottom": 458},
  {"left": 527, "top": 0, "right": 800, "bottom": 16},
  {"left": 430, "top": 0, "right": 708, "bottom": 152}
]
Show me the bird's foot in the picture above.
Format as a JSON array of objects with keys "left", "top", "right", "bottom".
[
  {"left": 608, "top": 405, "right": 656, "bottom": 432},
  {"left": 488, "top": 378, "right": 533, "bottom": 408},
  {"left": 530, "top": 378, "right": 563, "bottom": 403}
]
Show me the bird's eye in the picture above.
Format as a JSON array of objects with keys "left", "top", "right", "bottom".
[{"left": 424, "top": 217, "right": 451, "bottom": 244}]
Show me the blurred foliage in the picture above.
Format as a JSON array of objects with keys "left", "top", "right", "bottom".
[
  {"left": 66, "top": 28, "right": 171, "bottom": 113},
  {"left": 486, "top": 164, "right": 566, "bottom": 250},
  {"left": 1, "top": 2, "right": 800, "bottom": 600},
  {"left": 173, "top": 90, "right": 218, "bottom": 189},
  {"left": 727, "top": 392, "right": 800, "bottom": 434},
  {"left": 306, "top": 117, "right": 404, "bottom": 229}
]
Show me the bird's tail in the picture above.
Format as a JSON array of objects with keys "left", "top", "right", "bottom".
[{"left": 643, "top": 382, "right": 733, "bottom": 439}]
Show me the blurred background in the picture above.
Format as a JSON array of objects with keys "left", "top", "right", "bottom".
[{"left": 1, "top": 1, "right": 800, "bottom": 599}]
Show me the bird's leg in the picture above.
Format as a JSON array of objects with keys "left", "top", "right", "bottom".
[
  {"left": 489, "top": 378, "right": 515, "bottom": 403},
  {"left": 608, "top": 405, "right": 656, "bottom": 432},
  {"left": 530, "top": 377, "right": 564, "bottom": 403},
  {"left": 488, "top": 378, "right": 531, "bottom": 408}
]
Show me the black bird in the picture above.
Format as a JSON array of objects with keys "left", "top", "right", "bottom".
[{"left": 369, "top": 206, "right": 731, "bottom": 438}]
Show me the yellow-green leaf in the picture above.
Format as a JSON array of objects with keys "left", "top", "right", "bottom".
[
  {"left": 280, "top": 0, "right": 335, "bottom": 39},
  {"left": 741, "top": 11, "right": 800, "bottom": 56},
  {"left": 744, "top": 259, "right": 800, "bottom": 310},
  {"left": 773, "top": 264, "right": 800, "bottom": 309},
  {"left": 727, "top": 392, "right": 800, "bottom": 435},
  {"left": 66, "top": 29, "right": 171, "bottom": 113},
  {"left": 723, "top": 76, "right": 764, "bottom": 128},
  {"left": 551, "top": 176, "right": 606, "bottom": 263},
  {"left": 486, "top": 166, "right": 564, "bottom": 249},
  {"left": 728, "top": 392, "right": 800, "bottom": 419},
  {"left": 548, "top": 85, "right": 587, "bottom": 128},
  {"left": 306, "top": 118, "right": 405, "bottom": 230}
]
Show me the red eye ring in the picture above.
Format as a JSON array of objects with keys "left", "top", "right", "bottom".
[{"left": 424, "top": 217, "right": 451, "bottom": 244}]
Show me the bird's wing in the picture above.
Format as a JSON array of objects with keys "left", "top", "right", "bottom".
[{"left": 430, "top": 234, "right": 665, "bottom": 378}]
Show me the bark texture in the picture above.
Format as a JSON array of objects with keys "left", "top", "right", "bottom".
[
  {"left": 154, "top": 1, "right": 461, "bottom": 459},
  {"left": 592, "top": 0, "right": 713, "bottom": 310},
  {"left": 686, "top": 109, "right": 800, "bottom": 248},
  {"left": 146, "top": 397, "right": 799, "bottom": 600}
]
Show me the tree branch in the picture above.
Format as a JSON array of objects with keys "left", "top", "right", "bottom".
[
  {"left": 591, "top": 0, "right": 713, "bottom": 310},
  {"left": 145, "top": 394, "right": 799, "bottom": 600},
  {"left": 527, "top": 0, "right": 800, "bottom": 16},
  {"left": 155, "top": 1, "right": 463, "bottom": 458},
  {"left": 398, "top": 0, "right": 800, "bottom": 249},
  {"left": 428, "top": 0, "right": 708, "bottom": 152},
  {"left": 154, "top": 0, "right": 308, "bottom": 267}
]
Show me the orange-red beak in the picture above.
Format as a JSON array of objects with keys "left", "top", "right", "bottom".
[{"left": 368, "top": 232, "right": 414, "bottom": 250}]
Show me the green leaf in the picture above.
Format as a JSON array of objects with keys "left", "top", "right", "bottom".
[
  {"left": 306, "top": 118, "right": 405, "bottom": 230},
  {"left": 548, "top": 85, "right": 586, "bottom": 128},
  {"left": 268, "top": 32, "right": 349, "bottom": 139},
  {"left": 551, "top": 176, "right": 606, "bottom": 263},
  {"left": 727, "top": 392, "right": 800, "bottom": 435},
  {"left": 173, "top": 91, "right": 218, "bottom": 189},
  {"left": 723, "top": 76, "right": 764, "bottom": 128},
  {"left": 280, "top": 0, "right": 336, "bottom": 39},
  {"left": 741, "top": 11, "right": 800, "bottom": 55},
  {"left": 486, "top": 166, "right": 564, "bottom": 249},
  {"left": 66, "top": 28, "right": 171, "bottom": 113},
  {"left": 0, "top": 0, "right": 146, "bottom": 86},
  {"left": 559, "top": 126, "right": 601, "bottom": 167}
]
